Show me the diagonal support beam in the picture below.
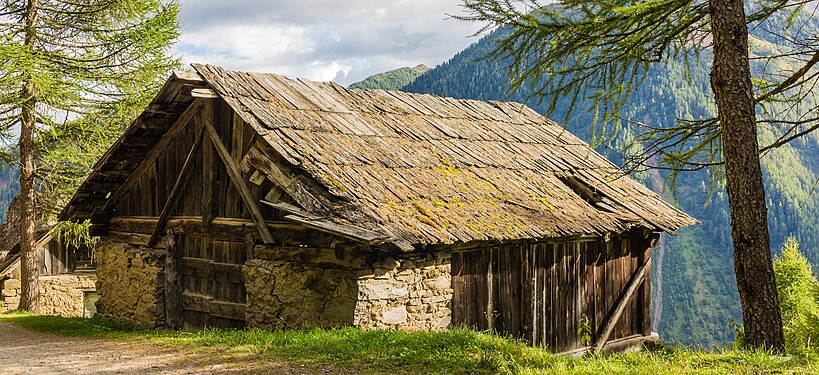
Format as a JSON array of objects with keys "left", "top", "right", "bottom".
[
  {"left": 147, "top": 118, "right": 206, "bottom": 247},
  {"left": 593, "top": 255, "right": 651, "bottom": 351},
  {"left": 97, "top": 99, "right": 206, "bottom": 217},
  {"left": 202, "top": 108, "right": 275, "bottom": 244}
]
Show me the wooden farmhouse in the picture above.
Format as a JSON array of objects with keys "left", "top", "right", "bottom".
[{"left": 60, "top": 64, "right": 696, "bottom": 354}]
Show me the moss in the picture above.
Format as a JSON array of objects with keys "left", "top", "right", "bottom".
[
  {"left": 412, "top": 201, "right": 433, "bottom": 217},
  {"left": 433, "top": 201, "right": 450, "bottom": 209},
  {"left": 536, "top": 196, "right": 554, "bottom": 210}
]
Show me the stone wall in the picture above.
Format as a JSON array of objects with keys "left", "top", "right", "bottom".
[
  {"left": 1, "top": 277, "right": 20, "bottom": 310},
  {"left": 243, "top": 259, "right": 357, "bottom": 329},
  {"left": 2, "top": 272, "right": 96, "bottom": 316},
  {"left": 94, "top": 240, "right": 165, "bottom": 326},
  {"left": 37, "top": 274, "right": 97, "bottom": 317},
  {"left": 244, "top": 247, "right": 452, "bottom": 331},
  {"left": 354, "top": 253, "right": 451, "bottom": 331}
]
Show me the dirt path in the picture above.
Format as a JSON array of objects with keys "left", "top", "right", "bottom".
[
  {"left": 0, "top": 321, "right": 235, "bottom": 374},
  {"left": 0, "top": 321, "right": 352, "bottom": 374}
]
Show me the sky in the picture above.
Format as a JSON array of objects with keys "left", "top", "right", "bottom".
[{"left": 175, "top": 0, "right": 484, "bottom": 86}]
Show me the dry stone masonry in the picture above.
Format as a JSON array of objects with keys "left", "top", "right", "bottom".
[
  {"left": 243, "top": 259, "right": 357, "bottom": 329},
  {"left": 94, "top": 241, "right": 165, "bottom": 326},
  {"left": 354, "top": 253, "right": 452, "bottom": 331},
  {"left": 37, "top": 274, "right": 96, "bottom": 317},
  {"left": 243, "top": 246, "right": 452, "bottom": 331},
  {"left": 2, "top": 268, "right": 96, "bottom": 316}
]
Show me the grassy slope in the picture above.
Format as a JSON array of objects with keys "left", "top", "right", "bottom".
[{"left": 2, "top": 313, "right": 816, "bottom": 374}]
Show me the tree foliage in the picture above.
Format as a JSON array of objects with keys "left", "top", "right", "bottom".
[
  {"left": 457, "top": 0, "right": 819, "bottom": 177},
  {"left": 0, "top": 0, "right": 180, "bottom": 218},
  {"left": 0, "top": 0, "right": 180, "bottom": 311},
  {"left": 774, "top": 237, "right": 819, "bottom": 353}
]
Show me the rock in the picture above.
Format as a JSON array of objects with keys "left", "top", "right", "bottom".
[
  {"left": 424, "top": 275, "right": 450, "bottom": 291},
  {"left": 358, "top": 283, "right": 408, "bottom": 300},
  {"left": 379, "top": 306, "right": 408, "bottom": 325}
]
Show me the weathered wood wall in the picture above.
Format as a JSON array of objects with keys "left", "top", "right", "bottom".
[
  {"left": 178, "top": 235, "right": 248, "bottom": 329},
  {"left": 115, "top": 100, "right": 281, "bottom": 221},
  {"left": 451, "top": 235, "right": 651, "bottom": 352}
]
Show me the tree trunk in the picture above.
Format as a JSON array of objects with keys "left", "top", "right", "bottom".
[
  {"left": 18, "top": 0, "right": 40, "bottom": 313},
  {"left": 708, "top": 0, "right": 784, "bottom": 350}
]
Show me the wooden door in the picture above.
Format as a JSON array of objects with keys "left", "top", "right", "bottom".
[{"left": 180, "top": 235, "right": 247, "bottom": 328}]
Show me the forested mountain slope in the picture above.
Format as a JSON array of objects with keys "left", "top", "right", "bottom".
[
  {"left": 397, "top": 21, "right": 819, "bottom": 347},
  {"left": 0, "top": 164, "right": 18, "bottom": 224},
  {"left": 348, "top": 64, "right": 430, "bottom": 90}
]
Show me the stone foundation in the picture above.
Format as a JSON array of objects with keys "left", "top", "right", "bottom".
[
  {"left": 244, "top": 248, "right": 452, "bottom": 331},
  {"left": 1, "top": 277, "right": 21, "bottom": 311},
  {"left": 2, "top": 271, "right": 96, "bottom": 317},
  {"left": 243, "top": 260, "right": 357, "bottom": 329},
  {"left": 94, "top": 241, "right": 165, "bottom": 326},
  {"left": 354, "top": 253, "right": 451, "bottom": 330}
]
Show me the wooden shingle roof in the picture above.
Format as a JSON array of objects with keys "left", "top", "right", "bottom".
[{"left": 62, "top": 64, "right": 696, "bottom": 248}]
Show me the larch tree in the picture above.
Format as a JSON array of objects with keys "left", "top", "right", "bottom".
[
  {"left": 458, "top": 0, "right": 819, "bottom": 350},
  {"left": 0, "top": 0, "right": 179, "bottom": 312}
]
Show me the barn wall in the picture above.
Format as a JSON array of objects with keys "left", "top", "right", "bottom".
[
  {"left": 94, "top": 240, "right": 165, "bottom": 326},
  {"left": 451, "top": 234, "right": 652, "bottom": 353},
  {"left": 36, "top": 274, "right": 97, "bottom": 317},
  {"left": 1, "top": 274, "right": 96, "bottom": 315},
  {"left": 246, "top": 245, "right": 452, "bottom": 331}
]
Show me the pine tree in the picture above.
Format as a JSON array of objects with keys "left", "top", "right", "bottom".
[
  {"left": 774, "top": 237, "right": 819, "bottom": 353},
  {"left": 0, "top": 0, "right": 180, "bottom": 312}
]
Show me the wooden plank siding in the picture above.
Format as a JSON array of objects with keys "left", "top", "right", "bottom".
[
  {"left": 114, "top": 100, "right": 280, "bottom": 222},
  {"left": 451, "top": 235, "right": 652, "bottom": 352}
]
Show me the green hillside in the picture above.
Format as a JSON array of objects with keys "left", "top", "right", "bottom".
[
  {"left": 400, "top": 21, "right": 819, "bottom": 347},
  {"left": 348, "top": 64, "right": 430, "bottom": 90}
]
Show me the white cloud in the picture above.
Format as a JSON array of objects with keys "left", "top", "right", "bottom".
[{"left": 175, "top": 0, "right": 483, "bottom": 85}]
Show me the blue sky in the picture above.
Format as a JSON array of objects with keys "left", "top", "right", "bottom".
[{"left": 174, "top": 0, "right": 483, "bottom": 86}]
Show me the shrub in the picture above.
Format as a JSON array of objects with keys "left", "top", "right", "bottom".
[{"left": 773, "top": 237, "right": 819, "bottom": 353}]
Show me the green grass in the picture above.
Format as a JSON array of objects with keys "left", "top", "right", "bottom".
[{"left": 2, "top": 311, "right": 817, "bottom": 374}]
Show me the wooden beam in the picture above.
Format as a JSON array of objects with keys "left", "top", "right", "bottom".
[
  {"left": 109, "top": 216, "right": 301, "bottom": 237},
  {"left": 201, "top": 103, "right": 218, "bottom": 227},
  {"left": 172, "top": 70, "right": 206, "bottom": 85},
  {"left": 203, "top": 113, "right": 275, "bottom": 244},
  {"left": 593, "top": 256, "right": 652, "bottom": 351},
  {"left": 261, "top": 200, "right": 323, "bottom": 220},
  {"left": 97, "top": 99, "right": 205, "bottom": 217},
  {"left": 163, "top": 231, "right": 182, "bottom": 329},
  {"left": 186, "top": 87, "right": 219, "bottom": 99},
  {"left": 283, "top": 214, "right": 390, "bottom": 244},
  {"left": 147, "top": 116, "right": 207, "bottom": 247}
]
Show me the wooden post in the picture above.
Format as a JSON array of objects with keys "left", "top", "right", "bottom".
[
  {"left": 203, "top": 111, "right": 275, "bottom": 244},
  {"left": 593, "top": 255, "right": 652, "bottom": 351},
  {"left": 245, "top": 234, "right": 255, "bottom": 260},
  {"left": 164, "top": 231, "right": 182, "bottom": 329},
  {"left": 201, "top": 102, "right": 218, "bottom": 227},
  {"left": 641, "top": 234, "right": 659, "bottom": 336},
  {"left": 486, "top": 248, "right": 494, "bottom": 330}
]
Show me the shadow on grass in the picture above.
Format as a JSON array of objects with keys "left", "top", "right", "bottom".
[{"left": 2, "top": 311, "right": 814, "bottom": 375}]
